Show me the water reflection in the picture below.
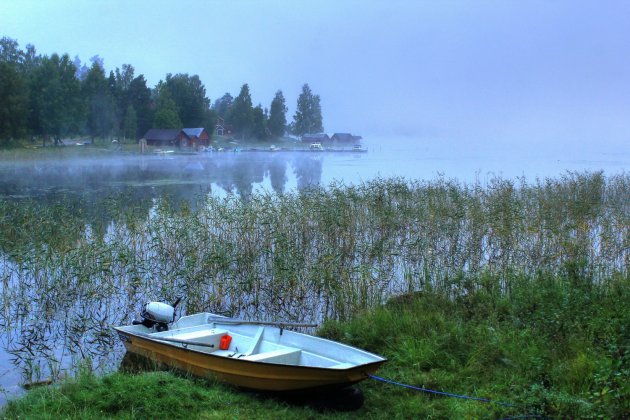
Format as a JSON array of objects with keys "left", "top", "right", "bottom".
[
  {"left": 0, "top": 152, "right": 325, "bottom": 202},
  {"left": 0, "top": 254, "right": 135, "bottom": 404}
]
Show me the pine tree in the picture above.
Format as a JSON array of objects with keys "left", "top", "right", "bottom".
[
  {"left": 251, "top": 104, "right": 268, "bottom": 140},
  {"left": 268, "top": 90, "right": 287, "bottom": 138},
  {"left": 292, "top": 83, "right": 323, "bottom": 136},
  {"left": 228, "top": 84, "right": 254, "bottom": 138}
]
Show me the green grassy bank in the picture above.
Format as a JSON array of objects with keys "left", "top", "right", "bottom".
[{"left": 2, "top": 271, "right": 628, "bottom": 418}]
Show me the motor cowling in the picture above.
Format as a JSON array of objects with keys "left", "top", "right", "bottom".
[{"left": 134, "top": 301, "right": 177, "bottom": 332}]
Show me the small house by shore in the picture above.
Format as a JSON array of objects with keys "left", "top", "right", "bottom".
[
  {"left": 181, "top": 128, "right": 210, "bottom": 147},
  {"left": 215, "top": 117, "right": 233, "bottom": 136},
  {"left": 331, "top": 133, "right": 362, "bottom": 143},
  {"left": 144, "top": 129, "right": 180, "bottom": 146},
  {"left": 143, "top": 128, "right": 210, "bottom": 148}
]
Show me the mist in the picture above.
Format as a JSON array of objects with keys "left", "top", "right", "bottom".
[{"left": 2, "top": 1, "right": 629, "bottom": 156}]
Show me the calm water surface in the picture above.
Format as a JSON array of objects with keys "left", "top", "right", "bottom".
[{"left": 1, "top": 137, "right": 627, "bottom": 200}]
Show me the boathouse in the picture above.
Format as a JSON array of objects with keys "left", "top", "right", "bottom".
[
  {"left": 143, "top": 128, "right": 210, "bottom": 148},
  {"left": 301, "top": 133, "right": 330, "bottom": 144},
  {"left": 331, "top": 133, "right": 362, "bottom": 143},
  {"left": 143, "top": 129, "right": 181, "bottom": 146},
  {"left": 181, "top": 128, "right": 210, "bottom": 147}
]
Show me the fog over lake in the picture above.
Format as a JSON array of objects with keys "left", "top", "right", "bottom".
[{"left": 0, "top": 137, "right": 627, "bottom": 203}]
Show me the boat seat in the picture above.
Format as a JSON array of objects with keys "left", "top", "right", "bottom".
[
  {"left": 241, "top": 347, "right": 301, "bottom": 364},
  {"left": 244, "top": 327, "right": 265, "bottom": 356},
  {"left": 171, "top": 329, "right": 227, "bottom": 341}
]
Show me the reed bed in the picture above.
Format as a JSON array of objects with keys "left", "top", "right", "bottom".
[
  {"left": 0, "top": 171, "right": 628, "bottom": 386},
  {"left": 140, "top": 171, "right": 628, "bottom": 320}
]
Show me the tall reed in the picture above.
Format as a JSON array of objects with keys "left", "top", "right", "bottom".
[{"left": 0, "top": 172, "right": 627, "bottom": 383}]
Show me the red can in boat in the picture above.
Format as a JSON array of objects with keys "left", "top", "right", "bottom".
[{"left": 219, "top": 334, "right": 232, "bottom": 350}]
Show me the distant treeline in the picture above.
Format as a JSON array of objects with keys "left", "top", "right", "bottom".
[{"left": 0, "top": 36, "right": 324, "bottom": 145}]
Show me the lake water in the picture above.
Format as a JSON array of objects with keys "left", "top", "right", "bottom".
[
  {"left": 0, "top": 137, "right": 628, "bottom": 405},
  {"left": 0, "top": 137, "right": 628, "bottom": 202}
]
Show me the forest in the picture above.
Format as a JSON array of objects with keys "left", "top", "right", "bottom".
[{"left": 0, "top": 36, "right": 324, "bottom": 146}]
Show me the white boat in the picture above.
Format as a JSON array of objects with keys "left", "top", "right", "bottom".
[
  {"left": 115, "top": 303, "right": 386, "bottom": 392},
  {"left": 352, "top": 144, "right": 365, "bottom": 152}
]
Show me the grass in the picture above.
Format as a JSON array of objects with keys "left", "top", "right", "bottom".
[
  {"left": 1, "top": 370, "right": 315, "bottom": 419},
  {"left": 2, "top": 272, "right": 628, "bottom": 418},
  {"left": 318, "top": 272, "right": 630, "bottom": 418}
]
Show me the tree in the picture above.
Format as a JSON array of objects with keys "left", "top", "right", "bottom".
[
  {"left": 153, "top": 87, "right": 181, "bottom": 129},
  {"left": 0, "top": 37, "right": 22, "bottom": 65},
  {"left": 0, "top": 61, "right": 29, "bottom": 143},
  {"left": 109, "top": 64, "right": 135, "bottom": 136},
  {"left": 122, "top": 105, "right": 137, "bottom": 140},
  {"left": 114, "top": 64, "right": 135, "bottom": 92},
  {"left": 82, "top": 61, "right": 116, "bottom": 140},
  {"left": 213, "top": 92, "right": 233, "bottom": 118},
  {"left": 161, "top": 73, "right": 210, "bottom": 127},
  {"left": 292, "top": 83, "right": 323, "bottom": 136},
  {"left": 201, "top": 107, "right": 217, "bottom": 139},
  {"left": 0, "top": 37, "right": 40, "bottom": 73},
  {"left": 228, "top": 84, "right": 254, "bottom": 138},
  {"left": 22, "top": 44, "right": 40, "bottom": 73},
  {"left": 251, "top": 104, "right": 268, "bottom": 140},
  {"left": 1, "top": 37, "right": 37, "bottom": 142},
  {"left": 30, "top": 53, "right": 83, "bottom": 144},
  {"left": 268, "top": 90, "right": 287, "bottom": 138},
  {"left": 128, "top": 75, "right": 152, "bottom": 138}
]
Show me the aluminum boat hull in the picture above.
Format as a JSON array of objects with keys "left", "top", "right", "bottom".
[{"left": 115, "top": 313, "right": 386, "bottom": 392}]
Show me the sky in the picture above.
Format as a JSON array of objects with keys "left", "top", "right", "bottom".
[{"left": 1, "top": 0, "right": 629, "bottom": 156}]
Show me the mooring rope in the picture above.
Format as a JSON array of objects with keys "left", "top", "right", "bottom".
[{"left": 368, "top": 374, "right": 515, "bottom": 407}]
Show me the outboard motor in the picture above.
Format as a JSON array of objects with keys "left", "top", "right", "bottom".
[{"left": 133, "top": 297, "right": 181, "bottom": 332}]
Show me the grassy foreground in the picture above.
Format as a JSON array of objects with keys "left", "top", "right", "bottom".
[{"left": 2, "top": 272, "right": 628, "bottom": 419}]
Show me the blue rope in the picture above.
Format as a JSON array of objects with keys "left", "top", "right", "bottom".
[{"left": 368, "top": 374, "right": 516, "bottom": 407}]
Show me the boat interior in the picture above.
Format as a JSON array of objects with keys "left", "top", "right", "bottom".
[{"left": 120, "top": 312, "right": 378, "bottom": 369}]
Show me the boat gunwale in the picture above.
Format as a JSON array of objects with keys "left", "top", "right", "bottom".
[{"left": 114, "top": 326, "right": 387, "bottom": 373}]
